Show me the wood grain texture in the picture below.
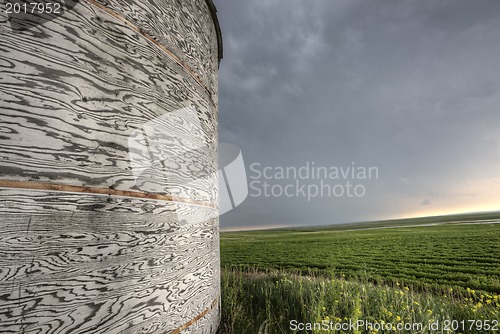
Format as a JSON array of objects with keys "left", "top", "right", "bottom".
[
  {"left": 171, "top": 297, "right": 220, "bottom": 334},
  {"left": 83, "top": 0, "right": 220, "bottom": 106},
  {"left": 0, "top": 190, "right": 220, "bottom": 333},
  {"left": 0, "top": 180, "right": 216, "bottom": 208},
  {"left": 0, "top": 0, "right": 221, "bottom": 332},
  {"left": 0, "top": 0, "right": 218, "bottom": 204},
  {"left": 0, "top": 190, "right": 219, "bottom": 333}
]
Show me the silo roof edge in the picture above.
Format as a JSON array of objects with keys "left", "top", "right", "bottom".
[{"left": 205, "top": 0, "right": 223, "bottom": 64}]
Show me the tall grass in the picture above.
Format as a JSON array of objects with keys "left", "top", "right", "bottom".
[{"left": 218, "top": 267, "right": 500, "bottom": 334}]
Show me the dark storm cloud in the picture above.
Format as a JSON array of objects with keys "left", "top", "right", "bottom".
[{"left": 215, "top": 0, "right": 500, "bottom": 229}]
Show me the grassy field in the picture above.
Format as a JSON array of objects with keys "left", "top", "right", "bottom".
[{"left": 218, "top": 214, "right": 500, "bottom": 333}]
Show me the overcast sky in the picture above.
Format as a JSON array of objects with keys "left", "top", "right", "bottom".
[{"left": 215, "top": 0, "right": 500, "bottom": 230}]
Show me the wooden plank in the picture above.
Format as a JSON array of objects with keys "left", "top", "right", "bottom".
[
  {"left": 0, "top": 190, "right": 220, "bottom": 333},
  {"left": 0, "top": 0, "right": 218, "bottom": 204},
  {"left": 170, "top": 297, "right": 220, "bottom": 334},
  {"left": 80, "top": 0, "right": 220, "bottom": 105},
  {"left": 0, "top": 0, "right": 221, "bottom": 332},
  {"left": 82, "top": 0, "right": 217, "bottom": 103},
  {"left": 0, "top": 180, "right": 215, "bottom": 208}
]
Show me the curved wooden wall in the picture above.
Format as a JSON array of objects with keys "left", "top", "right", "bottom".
[{"left": 0, "top": 0, "right": 221, "bottom": 333}]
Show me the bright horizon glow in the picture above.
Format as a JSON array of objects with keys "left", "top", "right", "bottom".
[
  {"left": 400, "top": 206, "right": 500, "bottom": 219},
  {"left": 220, "top": 224, "right": 292, "bottom": 232},
  {"left": 220, "top": 207, "right": 500, "bottom": 232}
]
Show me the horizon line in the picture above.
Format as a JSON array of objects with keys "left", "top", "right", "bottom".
[{"left": 220, "top": 208, "right": 500, "bottom": 232}]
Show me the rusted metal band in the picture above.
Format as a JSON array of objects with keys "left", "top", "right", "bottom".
[
  {"left": 170, "top": 297, "right": 219, "bottom": 334},
  {"left": 83, "top": 0, "right": 216, "bottom": 105},
  {"left": 0, "top": 180, "right": 216, "bottom": 209}
]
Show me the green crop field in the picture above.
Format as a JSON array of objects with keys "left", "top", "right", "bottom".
[
  {"left": 221, "top": 223, "right": 500, "bottom": 293},
  {"left": 218, "top": 214, "right": 500, "bottom": 334}
]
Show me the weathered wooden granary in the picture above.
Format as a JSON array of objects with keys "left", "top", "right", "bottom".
[{"left": 0, "top": 0, "right": 222, "bottom": 333}]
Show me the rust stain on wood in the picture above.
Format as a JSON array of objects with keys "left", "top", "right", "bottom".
[
  {"left": 0, "top": 180, "right": 216, "bottom": 208},
  {"left": 83, "top": 0, "right": 215, "bottom": 104},
  {"left": 170, "top": 297, "right": 219, "bottom": 334}
]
